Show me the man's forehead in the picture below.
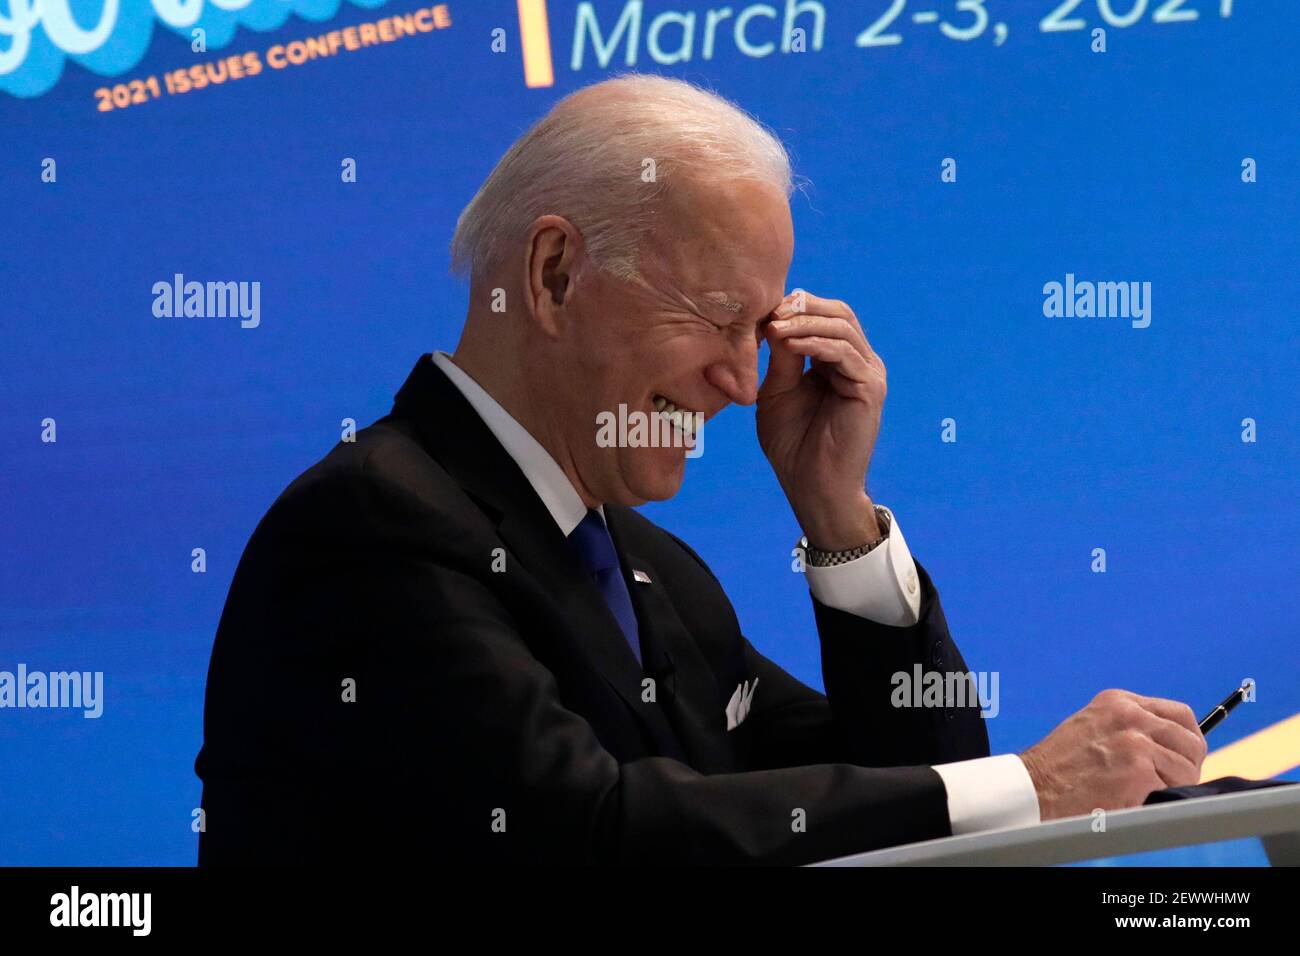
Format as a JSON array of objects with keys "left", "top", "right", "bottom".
[
  {"left": 641, "top": 247, "right": 779, "bottom": 317},
  {"left": 651, "top": 178, "right": 792, "bottom": 315},
  {"left": 698, "top": 286, "right": 787, "bottom": 319}
]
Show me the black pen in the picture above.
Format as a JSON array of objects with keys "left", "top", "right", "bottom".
[{"left": 1198, "top": 685, "right": 1248, "bottom": 735}]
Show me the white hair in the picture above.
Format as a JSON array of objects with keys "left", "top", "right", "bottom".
[{"left": 449, "top": 73, "right": 795, "bottom": 283}]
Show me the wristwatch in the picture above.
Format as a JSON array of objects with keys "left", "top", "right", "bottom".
[{"left": 799, "top": 505, "right": 892, "bottom": 568}]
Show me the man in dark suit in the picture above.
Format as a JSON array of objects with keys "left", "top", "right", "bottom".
[{"left": 195, "top": 75, "right": 1206, "bottom": 866}]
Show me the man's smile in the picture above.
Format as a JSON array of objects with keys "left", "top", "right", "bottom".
[{"left": 652, "top": 393, "right": 705, "bottom": 438}]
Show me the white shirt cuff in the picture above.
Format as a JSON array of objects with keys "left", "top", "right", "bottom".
[
  {"left": 804, "top": 505, "right": 923, "bottom": 626},
  {"left": 932, "top": 754, "right": 1042, "bottom": 835}
]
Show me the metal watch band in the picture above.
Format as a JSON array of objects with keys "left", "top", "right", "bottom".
[{"left": 800, "top": 506, "right": 892, "bottom": 568}]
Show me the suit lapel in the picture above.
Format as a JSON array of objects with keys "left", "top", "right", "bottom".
[
  {"left": 607, "top": 511, "right": 739, "bottom": 774},
  {"left": 389, "top": 355, "right": 687, "bottom": 760},
  {"left": 492, "top": 508, "right": 689, "bottom": 762}
]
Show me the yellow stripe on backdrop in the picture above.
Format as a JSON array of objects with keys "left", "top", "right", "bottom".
[{"left": 1201, "top": 713, "right": 1300, "bottom": 782}]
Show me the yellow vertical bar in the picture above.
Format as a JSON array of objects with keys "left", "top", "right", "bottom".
[{"left": 517, "top": 0, "right": 555, "bottom": 89}]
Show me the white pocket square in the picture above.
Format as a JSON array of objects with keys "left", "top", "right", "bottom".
[{"left": 725, "top": 678, "right": 759, "bottom": 731}]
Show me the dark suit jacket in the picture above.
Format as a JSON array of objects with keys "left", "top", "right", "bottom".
[{"left": 195, "top": 355, "right": 991, "bottom": 866}]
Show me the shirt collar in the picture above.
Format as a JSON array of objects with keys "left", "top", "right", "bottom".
[{"left": 431, "top": 351, "right": 600, "bottom": 537}]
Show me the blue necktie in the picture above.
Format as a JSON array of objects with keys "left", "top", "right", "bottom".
[{"left": 567, "top": 509, "right": 642, "bottom": 667}]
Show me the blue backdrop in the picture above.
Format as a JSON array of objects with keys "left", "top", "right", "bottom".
[{"left": 3, "top": 0, "right": 1297, "bottom": 865}]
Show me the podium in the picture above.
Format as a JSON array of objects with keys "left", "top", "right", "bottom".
[{"left": 814, "top": 784, "right": 1300, "bottom": 866}]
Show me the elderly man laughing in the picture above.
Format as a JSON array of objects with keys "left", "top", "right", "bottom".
[{"left": 195, "top": 74, "right": 1206, "bottom": 866}]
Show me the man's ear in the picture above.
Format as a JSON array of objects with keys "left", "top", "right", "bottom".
[{"left": 524, "top": 215, "right": 582, "bottom": 339}]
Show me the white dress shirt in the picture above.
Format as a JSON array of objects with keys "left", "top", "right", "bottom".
[{"left": 430, "top": 350, "right": 1040, "bottom": 836}]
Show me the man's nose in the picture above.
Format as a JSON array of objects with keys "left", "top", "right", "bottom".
[{"left": 704, "top": 337, "right": 760, "bottom": 407}]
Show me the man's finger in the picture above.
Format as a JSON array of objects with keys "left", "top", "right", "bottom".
[
  {"left": 1134, "top": 695, "right": 1202, "bottom": 738},
  {"left": 782, "top": 336, "right": 877, "bottom": 397},
  {"left": 769, "top": 315, "right": 872, "bottom": 362},
  {"left": 758, "top": 324, "right": 809, "bottom": 397},
  {"left": 776, "top": 291, "right": 856, "bottom": 323},
  {"left": 1149, "top": 740, "right": 1201, "bottom": 790},
  {"left": 1143, "top": 715, "right": 1208, "bottom": 770},
  {"left": 777, "top": 291, "right": 870, "bottom": 344}
]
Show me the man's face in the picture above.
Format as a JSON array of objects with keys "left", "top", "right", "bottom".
[{"left": 551, "top": 177, "right": 794, "bottom": 506}]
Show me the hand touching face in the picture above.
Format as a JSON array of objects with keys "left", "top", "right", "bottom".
[{"left": 757, "top": 290, "right": 888, "bottom": 550}]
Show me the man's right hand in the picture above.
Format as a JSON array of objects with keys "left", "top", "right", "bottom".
[{"left": 1019, "top": 689, "right": 1208, "bottom": 821}]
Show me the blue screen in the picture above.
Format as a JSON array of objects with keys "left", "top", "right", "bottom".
[{"left": 2, "top": 0, "right": 1297, "bottom": 865}]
